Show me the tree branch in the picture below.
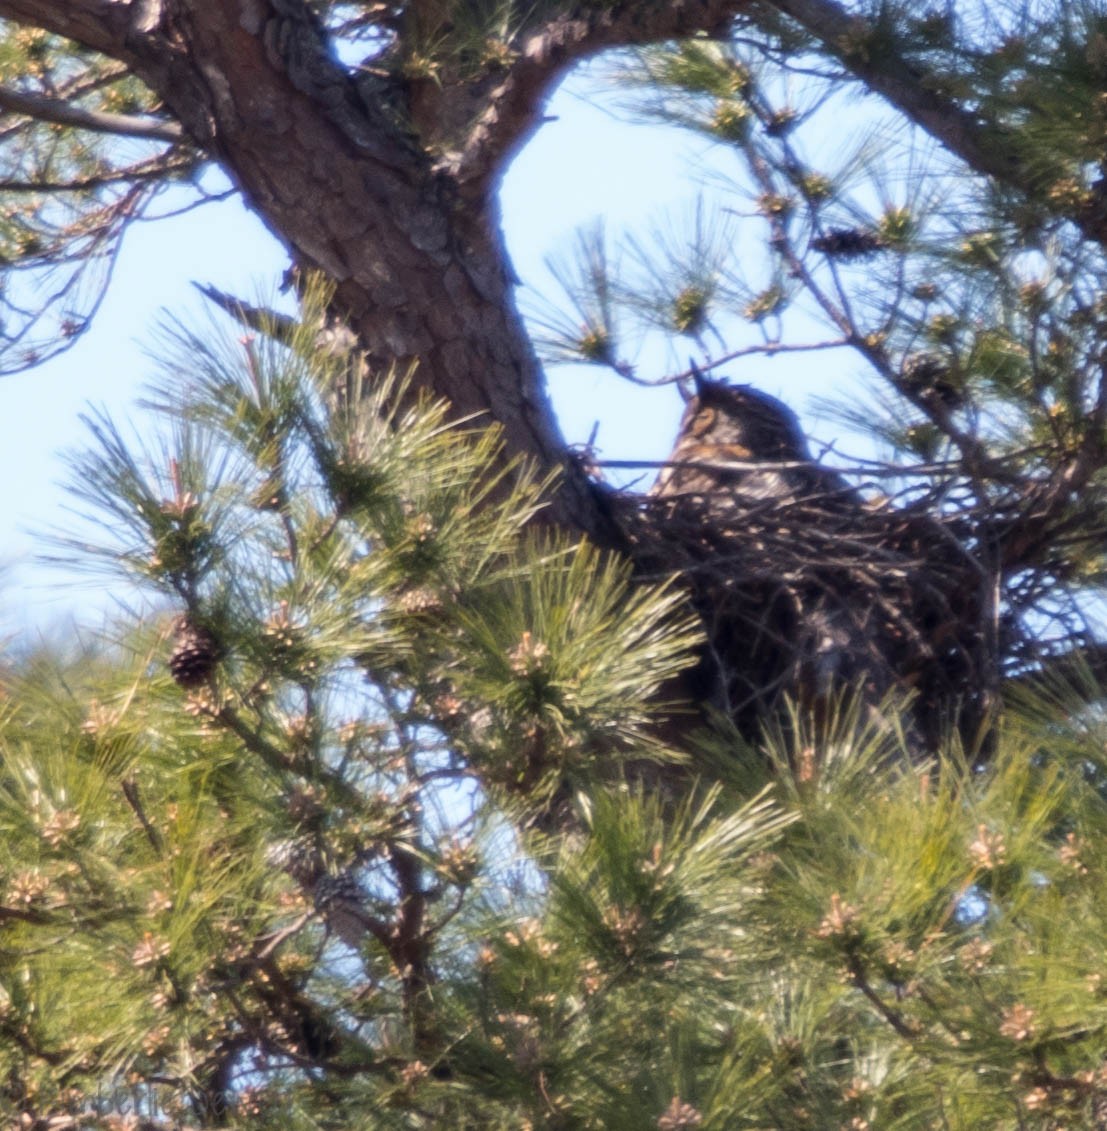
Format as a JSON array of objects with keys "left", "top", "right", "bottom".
[
  {"left": 193, "top": 282, "right": 299, "bottom": 344},
  {"left": 121, "top": 776, "right": 165, "bottom": 854},
  {"left": 0, "top": 153, "right": 196, "bottom": 193},
  {"left": 448, "top": 0, "right": 752, "bottom": 195},
  {"left": 0, "top": 83, "right": 183, "bottom": 141},
  {"left": 0, "top": 0, "right": 132, "bottom": 58},
  {"left": 764, "top": 0, "right": 1107, "bottom": 249},
  {"left": 764, "top": 0, "right": 1026, "bottom": 181}
]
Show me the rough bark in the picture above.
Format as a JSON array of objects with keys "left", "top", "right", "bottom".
[
  {"left": 0, "top": 0, "right": 749, "bottom": 535},
  {"left": 126, "top": 2, "right": 575, "bottom": 507},
  {"left": 0, "top": 0, "right": 1077, "bottom": 753}
]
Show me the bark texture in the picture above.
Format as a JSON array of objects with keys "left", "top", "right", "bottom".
[
  {"left": 0, "top": 0, "right": 1083, "bottom": 753},
  {"left": 2, "top": 0, "right": 750, "bottom": 534},
  {"left": 127, "top": 0, "right": 574, "bottom": 511}
]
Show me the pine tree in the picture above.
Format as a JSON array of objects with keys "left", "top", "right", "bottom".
[
  {"left": 3, "top": 2, "right": 1107, "bottom": 744},
  {"left": 1, "top": 305, "right": 1107, "bottom": 1128},
  {"left": 5, "top": 3, "right": 1107, "bottom": 1125},
  {"left": 0, "top": 308, "right": 704, "bottom": 1125},
  {"left": 6, "top": 303, "right": 1107, "bottom": 1131}
]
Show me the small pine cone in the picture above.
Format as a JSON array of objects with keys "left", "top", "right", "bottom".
[
  {"left": 168, "top": 616, "right": 220, "bottom": 688},
  {"left": 313, "top": 871, "right": 363, "bottom": 913},
  {"left": 314, "top": 871, "right": 372, "bottom": 948},
  {"left": 811, "top": 227, "right": 885, "bottom": 259}
]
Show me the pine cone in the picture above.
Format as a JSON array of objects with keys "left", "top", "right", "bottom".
[
  {"left": 811, "top": 227, "right": 885, "bottom": 259},
  {"left": 168, "top": 616, "right": 220, "bottom": 688},
  {"left": 314, "top": 871, "right": 373, "bottom": 949}
]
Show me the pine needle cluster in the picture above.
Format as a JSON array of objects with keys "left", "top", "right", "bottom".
[
  {"left": 0, "top": 293, "right": 701, "bottom": 1126},
  {"left": 1, "top": 294, "right": 1107, "bottom": 1127}
]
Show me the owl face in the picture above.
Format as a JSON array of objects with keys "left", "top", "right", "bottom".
[
  {"left": 682, "top": 382, "right": 810, "bottom": 461},
  {"left": 651, "top": 379, "right": 813, "bottom": 499}
]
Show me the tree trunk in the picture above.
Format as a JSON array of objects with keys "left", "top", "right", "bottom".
[
  {"left": 124, "top": 2, "right": 590, "bottom": 512},
  {"left": 0, "top": 0, "right": 998, "bottom": 754}
]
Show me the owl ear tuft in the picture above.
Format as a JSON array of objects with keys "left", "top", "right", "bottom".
[{"left": 686, "top": 358, "right": 710, "bottom": 402}]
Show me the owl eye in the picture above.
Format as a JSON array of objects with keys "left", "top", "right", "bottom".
[{"left": 690, "top": 405, "right": 717, "bottom": 437}]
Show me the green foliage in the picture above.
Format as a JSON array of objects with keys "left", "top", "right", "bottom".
[
  {"left": 0, "top": 23, "right": 187, "bottom": 371},
  {"left": 6, "top": 296, "right": 1107, "bottom": 1126},
  {"left": 14, "top": 645, "right": 1105, "bottom": 1130},
  {"left": 0, "top": 293, "right": 705, "bottom": 1126},
  {"left": 11, "top": 1, "right": 1107, "bottom": 1127},
  {"left": 524, "top": 6, "right": 1107, "bottom": 675}
]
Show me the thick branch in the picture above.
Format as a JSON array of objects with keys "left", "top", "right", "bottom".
[
  {"left": 765, "top": 0, "right": 1107, "bottom": 248},
  {"left": 765, "top": 0, "right": 1027, "bottom": 182},
  {"left": 448, "top": 0, "right": 751, "bottom": 194},
  {"left": 0, "top": 84, "right": 182, "bottom": 141},
  {"left": 0, "top": 0, "right": 133, "bottom": 57}
]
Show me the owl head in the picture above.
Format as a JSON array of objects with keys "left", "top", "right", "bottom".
[
  {"left": 651, "top": 368, "right": 816, "bottom": 501},
  {"left": 678, "top": 367, "right": 812, "bottom": 464}
]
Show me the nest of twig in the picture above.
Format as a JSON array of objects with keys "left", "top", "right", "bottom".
[{"left": 616, "top": 473, "right": 990, "bottom": 753}]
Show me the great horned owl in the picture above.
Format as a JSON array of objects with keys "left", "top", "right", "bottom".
[
  {"left": 650, "top": 370, "right": 842, "bottom": 506},
  {"left": 641, "top": 368, "right": 981, "bottom": 754},
  {"left": 645, "top": 369, "right": 879, "bottom": 737}
]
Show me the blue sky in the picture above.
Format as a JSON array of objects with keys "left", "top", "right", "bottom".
[{"left": 0, "top": 66, "right": 857, "bottom": 635}]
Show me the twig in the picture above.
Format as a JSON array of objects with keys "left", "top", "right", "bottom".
[
  {"left": 0, "top": 84, "right": 183, "bottom": 141},
  {"left": 846, "top": 956, "right": 919, "bottom": 1040},
  {"left": 121, "top": 777, "right": 164, "bottom": 854},
  {"left": 610, "top": 339, "right": 853, "bottom": 387}
]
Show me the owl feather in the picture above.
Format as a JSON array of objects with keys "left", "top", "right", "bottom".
[{"left": 635, "top": 369, "right": 985, "bottom": 757}]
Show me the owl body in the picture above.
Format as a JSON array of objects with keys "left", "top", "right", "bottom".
[
  {"left": 650, "top": 378, "right": 845, "bottom": 508},
  {"left": 640, "top": 372, "right": 982, "bottom": 753}
]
